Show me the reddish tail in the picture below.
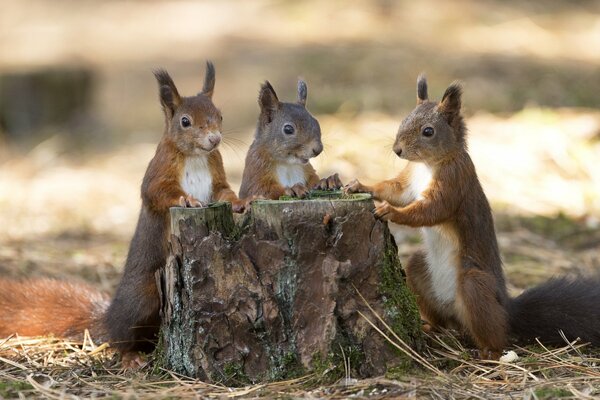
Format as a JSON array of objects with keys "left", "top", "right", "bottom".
[{"left": 0, "top": 278, "right": 109, "bottom": 342}]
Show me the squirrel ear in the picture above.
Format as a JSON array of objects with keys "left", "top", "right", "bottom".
[
  {"left": 417, "top": 73, "right": 428, "bottom": 104},
  {"left": 297, "top": 79, "right": 308, "bottom": 107},
  {"left": 154, "top": 69, "right": 181, "bottom": 118},
  {"left": 439, "top": 81, "right": 462, "bottom": 120},
  {"left": 258, "top": 81, "right": 279, "bottom": 123},
  {"left": 201, "top": 61, "right": 216, "bottom": 99}
]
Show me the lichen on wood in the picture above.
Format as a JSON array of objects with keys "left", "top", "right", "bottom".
[{"left": 157, "top": 192, "right": 423, "bottom": 384}]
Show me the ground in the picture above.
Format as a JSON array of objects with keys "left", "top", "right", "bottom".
[
  {"left": 1, "top": 0, "right": 600, "bottom": 398},
  {"left": 1, "top": 109, "right": 599, "bottom": 398}
]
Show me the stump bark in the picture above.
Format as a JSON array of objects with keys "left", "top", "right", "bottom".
[{"left": 158, "top": 194, "right": 423, "bottom": 383}]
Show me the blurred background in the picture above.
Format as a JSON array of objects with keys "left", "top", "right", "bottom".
[{"left": 0, "top": 0, "right": 599, "bottom": 294}]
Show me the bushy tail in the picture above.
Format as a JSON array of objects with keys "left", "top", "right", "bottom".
[
  {"left": 509, "top": 276, "right": 600, "bottom": 346},
  {"left": 0, "top": 278, "right": 109, "bottom": 343}
]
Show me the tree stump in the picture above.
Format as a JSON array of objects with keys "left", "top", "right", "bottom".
[{"left": 157, "top": 193, "right": 423, "bottom": 384}]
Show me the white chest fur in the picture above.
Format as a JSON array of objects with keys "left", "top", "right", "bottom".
[
  {"left": 401, "top": 162, "right": 433, "bottom": 204},
  {"left": 276, "top": 163, "right": 306, "bottom": 187},
  {"left": 180, "top": 156, "right": 213, "bottom": 203},
  {"left": 404, "top": 162, "right": 459, "bottom": 305},
  {"left": 422, "top": 225, "right": 459, "bottom": 305}
]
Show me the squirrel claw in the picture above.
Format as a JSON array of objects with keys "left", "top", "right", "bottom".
[
  {"left": 344, "top": 179, "right": 363, "bottom": 194},
  {"left": 314, "top": 173, "right": 343, "bottom": 191},
  {"left": 179, "top": 195, "right": 204, "bottom": 208},
  {"left": 285, "top": 183, "right": 309, "bottom": 199},
  {"left": 470, "top": 348, "right": 501, "bottom": 361},
  {"left": 120, "top": 351, "right": 147, "bottom": 370},
  {"left": 374, "top": 201, "right": 395, "bottom": 221},
  {"left": 231, "top": 199, "right": 247, "bottom": 213}
]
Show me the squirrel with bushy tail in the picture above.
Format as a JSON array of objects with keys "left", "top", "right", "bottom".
[
  {"left": 346, "top": 74, "right": 600, "bottom": 358},
  {"left": 0, "top": 61, "right": 246, "bottom": 368}
]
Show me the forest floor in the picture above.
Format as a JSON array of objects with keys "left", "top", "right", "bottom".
[{"left": 1, "top": 109, "right": 599, "bottom": 398}]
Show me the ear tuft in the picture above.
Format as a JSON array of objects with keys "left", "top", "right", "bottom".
[
  {"left": 297, "top": 79, "right": 308, "bottom": 107},
  {"left": 417, "top": 73, "right": 428, "bottom": 104},
  {"left": 153, "top": 69, "right": 181, "bottom": 117},
  {"left": 258, "top": 81, "right": 279, "bottom": 123},
  {"left": 439, "top": 81, "right": 462, "bottom": 118},
  {"left": 201, "top": 61, "right": 216, "bottom": 98}
]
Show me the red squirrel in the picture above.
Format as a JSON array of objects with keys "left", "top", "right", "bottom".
[
  {"left": 346, "top": 75, "right": 600, "bottom": 358},
  {"left": 0, "top": 62, "right": 244, "bottom": 368},
  {"left": 239, "top": 80, "right": 342, "bottom": 199}
]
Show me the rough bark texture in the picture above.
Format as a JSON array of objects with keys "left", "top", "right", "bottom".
[{"left": 157, "top": 194, "right": 423, "bottom": 384}]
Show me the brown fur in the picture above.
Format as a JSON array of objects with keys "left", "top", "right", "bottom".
[
  {"left": 0, "top": 62, "right": 241, "bottom": 367},
  {"left": 346, "top": 76, "right": 508, "bottom": 357},
  {"left": 349, "top": 76, "right": 600, "bottom": 355},
  {"left": 106, "top": 62, "right": 242, "bottom": 360},
  {"left": 240, "top": 144, "right": 320, "bottom": 199},
  {"left": 239, "top": 80, "right": 341, "bottom": 199},
  {"left": 0, "top": 278, "right": 109, "bottom": 341}
]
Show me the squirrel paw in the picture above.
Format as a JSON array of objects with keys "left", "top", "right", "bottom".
[
  {"left": 179, "top": 195, "right": 205, "bottom": 208},
  {"left": 120, "top": 351, "right": 147, "bottom": 370},
  {"left": 343, "top": 179, "right": 364, "bottom": 194},
  {"left": 314, "top": 173, "right": 343, "bottom": 191},
  {"left": 421, "top": 322, "right": 434, "bottom": 333},
  {"left": 374, "top": 201, "right": 397, "bottom": 222},
  {"left": 285, "top": 183, "right": 309, "bottom": 199},
  {"left": 470, "top": 348, "right": 502, "bottom": 361},
  {"left": 232, "top": 195, "right": 265, "bottom": 213}
]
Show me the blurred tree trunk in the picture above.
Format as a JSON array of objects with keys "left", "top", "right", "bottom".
[{"left": 157, "top": 195, "right": 423, "bottom": 384}]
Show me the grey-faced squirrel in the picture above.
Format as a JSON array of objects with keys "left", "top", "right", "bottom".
[{"left": 239, "top": 80, "right": 342, "bottom": 200}]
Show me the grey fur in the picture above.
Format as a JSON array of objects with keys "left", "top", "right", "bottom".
[
  {"left": 417, "top": 73, "right": 428, "bottom": 103},
  {"left": 297, "top": 79, "right": 308, "bottom": 106},
  {"left": 201, "top": 61, "right": 216, "bottom": 98}
]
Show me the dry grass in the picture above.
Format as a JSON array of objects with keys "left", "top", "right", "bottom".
[
  {"left": 1, "top": 109, "right": 600, "bottom": 398},
  {"left": 1, "top": 1, "right": 599, "bottom": 397},
  {"left": 0, "top": 325, "right": 598, "bottom": 398}
]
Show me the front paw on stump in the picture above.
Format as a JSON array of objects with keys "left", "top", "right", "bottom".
[
  {"left": 285, "top": 183, "right": 309, "bottom": 198},
  {"left": 179, "top": 195, "right": 205, "bottom": 208}
]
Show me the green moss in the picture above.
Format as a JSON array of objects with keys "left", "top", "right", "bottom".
[
  {"left": 0, "top": 380, "right": 33, "bottom": 397},
  {"left": 309, "top": 337, "right": 365, "bottom": 384},
  {"left": 151, "top": 329, "right": 166, "bottom": 375},
  {"left": 386, "top": 358, "right": 423, "bottom": 380},
  {"left": 379, "top": 228, "right": 424, "bottom": 358},
  {"left": 278, "top": 190, "right": 370, "bottom": 201},
  {"left": 219, "top": 362, "right": 251, "bottom": 386},
  {"left": 533, "top": 386, "right": 572, "bottom": 399},
  {"left": 268, "top": 351, "right": 306, "bottom": 381}
]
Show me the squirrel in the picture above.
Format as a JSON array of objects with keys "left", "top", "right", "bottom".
[
  {"left": 345, "top": 75, "right": 600, "bottom": 359},
  {"left": 239, "top": 80, "right": 342, "bottom": 200},
  {"left": 0, "top": 61, "right": 244, "bottom": 368}
]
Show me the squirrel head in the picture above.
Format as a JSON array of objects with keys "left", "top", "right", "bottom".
[
  {"left": 154, "top": 61, "right": 223, "bottom": 156},
  {"left": 254, "top": 80, "right": 323, "bottom": 165},
  {"left": 393, "top": 74, "right": 466, "bottom": 165}
]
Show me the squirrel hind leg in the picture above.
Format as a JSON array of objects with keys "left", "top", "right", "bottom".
[
  {"left": 120, "top": 351, "right": 148, "bottom": 370},
  {"left": 456, "top": 268, "right": 509, "bottom": 358}
]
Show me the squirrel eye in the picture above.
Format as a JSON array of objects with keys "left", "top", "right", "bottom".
[
  {"left": 422, "top": 127, "right": 434, "bottom": 137},
  {"left": 181, "top": 116, "right": 191, "bottom": 128},
  {"left": 283, "top": 124, "right": 295, "bottom": 135}
]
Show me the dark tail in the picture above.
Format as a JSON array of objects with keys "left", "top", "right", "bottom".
[
  {"left": 0, "top": 278, "right": 109, "bottom": 343},
  {"left": 509, "top": 276, "right": 600, "bottom": 346}
]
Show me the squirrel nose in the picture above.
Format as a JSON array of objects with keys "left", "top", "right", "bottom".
[
  {"left": 209, "top": 135, "right": 221, "bottom": 146},
  {"left": 313, "top": 142, "right": 323, "bottom": 157},
  {"left": 394, "top": 148, "right": 402, "bottom": 156}
]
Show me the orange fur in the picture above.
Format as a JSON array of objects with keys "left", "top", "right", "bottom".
[
  {"left": 0, "top": 278, "right": 109, "bottom": 341},
  {"left": 0, "top": 63, "right": 241, "bottom": 368},
  {"left": 347, "top": 77, "right": 509, "bottom": 357}
]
